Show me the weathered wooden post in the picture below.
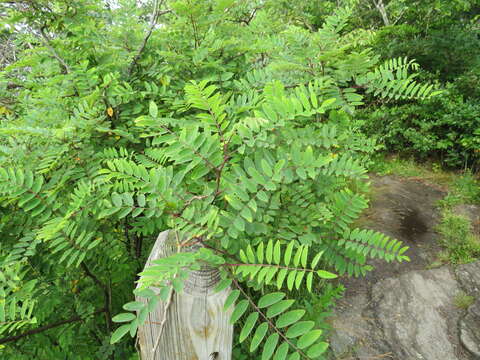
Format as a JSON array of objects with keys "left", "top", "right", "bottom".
[{"left": 136, "top": 230, "right": 233, "bottom": 360}]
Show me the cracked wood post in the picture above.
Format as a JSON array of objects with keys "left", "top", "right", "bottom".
[{"left": 136, "top": 230, "right": 233, "bottom": 360}]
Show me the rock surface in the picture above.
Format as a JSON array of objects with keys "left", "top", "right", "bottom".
[
  {"left": 456, "top": 261, "right": 480, "bottom": 297},
  {"left": 372, "top": 267, "right": 462, "bottom": 360},
  {"left": 459, "top": 301, "right": 480, "bottom": 359},
  {"left": 329, "top": 176, "right": 480, "bottom": 360}
]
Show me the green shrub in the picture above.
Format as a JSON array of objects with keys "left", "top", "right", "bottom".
[
  {"left": 452, "top": 172, "right": 480, "bottom": 204},
  {"left": 362, "top": 86, "right": 480, "bottom": 169},
  {"left": 373, "top": 22, "right": 480, "bottom": 83},
  {"left": 435, "top": 210, "right": 480, "bottom": 265},
  {"left": 454, "top": 292, "right": 475, "bottom": 309}
]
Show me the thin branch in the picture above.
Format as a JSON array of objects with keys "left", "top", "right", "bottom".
[
  {"left": 134, "top": 232, "right": 143, "bottom": 259},
  {"left": 245, "top": 6, "right": 261, "bottom": 25},
  {"left": 198, "top": 239, "right": 236, "bottom": 260},
  {"left": 128, "top": 0, "right": 171, "bottom": 75},
  {"left": 176, "top": 194, "right": 209, "bottom": 217},
  {"left": 81, "top": 262, "right": 113, "bottom": 332},
  {"left": 372, "top": 0, "right": 390, "bottom": 26},
  {"left": 189, "top": 13, "right": 200, "bottom": 49},
  {"left": 391, "top": 7, "right": 406, "bottom": 26},
  {"left": 0, "top": 309, "right": 105, "bottom": 345},
  {"left": 38, "top": 27, "right": 70, "bottom": 74},
  {"left": 6, "top": 83, "right": 24, "bottom": 90},
  {"left": 223, "top": 263, "right": 317, "bottom": 272}
]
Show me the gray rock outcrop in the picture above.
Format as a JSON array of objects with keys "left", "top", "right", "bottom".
[
  {"left": 372, "top": 267, "right": 463, "bottom": 360},
  {"left": 459, "top": 300, "right": 480, "bottom": 359},
  {"left": 456, "top": 259, "right": 480, "bottom": 297},
  {"left": 330, "top": 267, "right": 470, "bottom": 360},
  {"left": 329, "top": 176, "right": 480, "bottom": 360}
]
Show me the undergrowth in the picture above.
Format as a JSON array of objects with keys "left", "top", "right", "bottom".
[
  {"left": 454, "top": 292, "right": 475, "bottom": 310},
  {"left": 370, "top": 154, "right": 458, "bottom": 186},
  {"left": 435, "top": 210, "right": 480, "bottom": 265}
]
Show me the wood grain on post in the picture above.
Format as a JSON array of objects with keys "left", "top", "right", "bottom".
[{"left": 136, "top": 230, "right": 233, "bottom": 360}]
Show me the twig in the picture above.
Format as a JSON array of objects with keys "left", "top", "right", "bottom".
[
  {"left": 38, "top": 27, "right": 70, "bottom": 74},
  {"left": 223, "top": 263, "right": 317, "bottom": 272},
  {"left": 372, "top": 0, "right": 390, "bottom": 26},
  {"left": 0, "top": 309, "right": 105, "bottom": 345},
  {"left": 159, "top": 124, "right": 219, "bottom": 170},
  {"left": 128, "top": 0, "right": 171, "bottom": 75},
  {"left": 176, "top": 194, "right": 209, "bottom": 217},
  {"left": 81, "top": 262, "right": 113, "bottom": 332}
]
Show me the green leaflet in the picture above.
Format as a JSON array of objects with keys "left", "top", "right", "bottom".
[
  {"left": 297, "top": 329, "right": 323, "bottom": 349},
  {"left": 230, "top": 300, "right": 249, "bottom": 324},
  {"left": 224, "top": 290, "right": 240, "bottom": 310},
  {"left": 110, "top": 324, "right": 130, "bottom": 344},
  {"left": 284, "top": 241, "right": 294, "bottom": 266},
  {"left": 307, "top": 342, "right": 329, "bottom": 357},
  {"left": 112, "top": 313, "right": 136, "bottom": 323},
  {"left": 266, "top": 300, "right": 295, "bottom": 318},
  {"left": 149, "top": 101, "right": 158, "bottom": 118},
  {"left": 257, "top": 242, "right": 264, "bottom": 264},
  {"left": 285, "top": 321, "right": 315, "bottom": 338},
  {"left": 258, "top": 292, "right": 285, "bottom": 308},
  {"left": 214, "top": 278, "right": 232, "bottom": 293},
  {"left": 262, "top": 333, "right": 279, "bottom": 360},
  {"left": 250, "top": 322, "right": 269, "bottom": 352},
  {"left": 276, "top": 310, "right": 305, "bottom": 328},
  {"left": 316, "top": 270, "right": 338, "bottom": 279},
  {"left": 273, "top": 343, "right": 289, "bottom": 360},
  {"left": 273, "top": 241, "right": 281, "bottom": 264},
  {"left": 239, "top": 312, "right": 259, "bottom": 342}
]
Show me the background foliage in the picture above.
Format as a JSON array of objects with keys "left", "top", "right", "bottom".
[{"left": 358, "top": 0, "right": 480, "bottom": 169}]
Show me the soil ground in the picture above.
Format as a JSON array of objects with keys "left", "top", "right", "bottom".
[{"left": 341, "top": 175, "right": 446, "bottom": 296}]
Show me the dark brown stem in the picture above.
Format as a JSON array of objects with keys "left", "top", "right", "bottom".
[
  {"left": 128, "top": 0, "right": 171, "bottom": 75},
  {"left": 224, "top": 263, "right": 315, "bottom": 272},
  {"left": 135, "top": 232, "right": 143, "bottom": 259},
  {"left": 38, "top": 27, "right": 70, "bottom": 74},
  {"left": 0, "top": 309, "right": 105, "bottom": 345},
  {"left": 80, "top": 262, "right": 113, "bottom": 332}
]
